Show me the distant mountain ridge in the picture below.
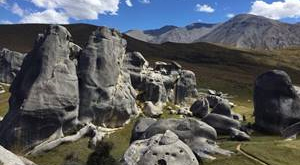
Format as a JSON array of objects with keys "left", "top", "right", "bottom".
[{"left": 126, "top": 14, "right": 300, "bottom": 50}]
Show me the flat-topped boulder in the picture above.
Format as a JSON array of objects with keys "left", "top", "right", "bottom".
[{"left": 0, "top": 25, "right": 81, "bottom": 149}]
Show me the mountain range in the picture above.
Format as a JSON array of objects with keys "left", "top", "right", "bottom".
[{"left": 126, "top": 14, "right": 300, "bottom": 50}]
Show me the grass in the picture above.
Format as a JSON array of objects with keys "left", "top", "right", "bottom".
[{"left": 0, "top": 84, "right": 10, "bottom": 116}]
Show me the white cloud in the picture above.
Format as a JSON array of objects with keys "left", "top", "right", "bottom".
[
  {"left": 226, "top": 13, "right": 235, "bottom": 18},
  {"left": 196, "top": 4, "right": 215, "bottom": 13},
  {"left": 20, "top": 9, "right": 69, "bottom": 24},
  {"left": 12, "top": 3, "right": 25, "bottom": 17},
  {"left": 139, "top": 0, "right": 150, "bottom": 4},
  {"left": 250, "top": 0, "right": 300, "bottom": 19},
  {"left": 9, "top": 0, "right": 121, "bottom": 24},
  {"left": 0, "top": 20, "right": 12, "bottom": 24},
  {"left": 0, "top": 0, "right": 5, "bottom": 4},
  {"left": 125, "top": 0, "right": 133, "bottom": 7}
]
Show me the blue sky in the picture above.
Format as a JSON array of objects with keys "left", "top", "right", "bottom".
[{"left": 1, "top": 0, "right": 300, "bottom": 32}]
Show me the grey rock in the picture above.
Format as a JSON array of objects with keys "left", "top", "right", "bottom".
[
  {"left": 175, "top": 70, "right": 198, "bottom": 104},
  {"left": 177, "top": 107, "right": 193, "bottom": 116},
  {"left": 143, "top": 77, "right": 167, "bottom": 104},
  {"left": 202, "top": 114, "right": 250, "bottom": 141},
  {"left": 138, "top": 118, "right": 232, "bottom": 159},
  {"left": 0, "top": 145, "right": 37, "bottom": 165},
  {"left": 211, "top": 101, "right": 232, "bottom": 117},
  {"left": 0, "top": 48, "right": 25, "bottom": 84},
  {"left": 190, "top": 98, "right": 209, "bottom": 118},
  {"left": 78, "top": 27, "right": 138, "bottom": 128},
  {"left": 0, "top": 25, "right": 80, "bottom": 149},
  {"left": 206, "top": 95, "right": 223, "bottom": 108},
  {"left": 130, "top": 118, "right": 157, "bottom": 142},
  {"left": 123, "top": 130, "right": 199, "bottom": 165},
  {"left": 143, "top": 101, "right": 163, "bottom": 118},
  {"left": 254, "top": 70, "right": 300, "bottom": 134}
]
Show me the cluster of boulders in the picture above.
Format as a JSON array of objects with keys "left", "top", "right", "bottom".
[
  {"left": 0, "top": 25, "right": 199, "bottom": 155},
  {"left": 122, "top": 90, "right": 251, "bottom": 164}
]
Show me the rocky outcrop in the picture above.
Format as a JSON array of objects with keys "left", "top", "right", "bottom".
[
  {"left": 190, "top": 98, "right": 209, "bottom": 118},
  {"left": 133, "top": 118, "right": 232, "bottom": 160},
  {"left": 78, "top": 27, "right": 138, "bottom": 128},
  {"left": 0, "top": 25, "right": 81, "bottom": 149},
  {"left": 0, "top": 48, "right": 25, "bottom": 84},
  {"left": 254, "top": 70, "right": 300, "bottom": 134},
  {"left": 123, "top": 130, "right": 198, "bottom": 165},
  {"left": 175, "top": 70, "right": 198, "bottom": 104}
]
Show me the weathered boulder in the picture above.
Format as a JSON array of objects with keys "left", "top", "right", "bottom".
[
  {"left": 137, "top": 118, "right": 232, "bottom": 159},
  {"left": 253, "top": 70, "right": 300, "bottom": 134},
  {"left": 78, "top": 27, "right": 138, "bottom": 128},
  {"left": 0, "top": 25, "right": 81, "bottom": 149},
  {"left": 190, "top": 98, "right": 209, "bottom": 118},
  {"left": 130, "top": 118, "right": 157, "bottom": 142},
  {"left": 206, "top": 95, "right": 224, "bottom": 108},
  {"left": 0, "top": 145, "right": 37, "bottom": 165},
  {"left": 211, "top": 101, "right": 232, "bottom": 118},
  {"left": 123, "top": 130, "right": 198, "bottom": 165},
  {"left": 143, "top": 77, "right": 167, "bottom": 104},
  {"left": 175, "top": 70, "right": 198, "bottom": 104},
  {"left": 0, "top": 48, "right": 25, "bottom": 84},
  {"left": 202, "top": 114, "right": 250, "bottom": 141},
  {"left": 143, "top": 101, "right": 163, "bottom": 117}
]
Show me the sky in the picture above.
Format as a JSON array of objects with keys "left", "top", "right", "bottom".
[{"left": 1, "top": 0, "right": 300, "bottom": 32}]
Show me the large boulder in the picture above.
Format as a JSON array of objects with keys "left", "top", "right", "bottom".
[
  {"left": 175, "top": 70, "right": 198, "bottom": 104},
  {"left": 130, "top": 118, "right": 157, "bottom": 142},
  {"left": 253, "top": 70, "right": 300, "bottom": 134},
  {"left": 202, "top": 113, "right": 250, "bottom": 141},
  {"left": 211, "top": 100, "right": 232, "bottom": 118},
  {"left": 78, "top": 27, "right": 138, "bottom": 128},
  {"left": 0, "top": 48, "right": 25, "bottom": 84},
  {"left": 136, "top": 118, "right": 232, "bottom": 159},
  {"left": 123, "top": 130, "right": 198, "bottom": 165},
  {"left": 0, "top": 25, "right": 81, "bottom": 149},
  {"left": 190, "top": 98, "right": 209, "bottom": 118}
]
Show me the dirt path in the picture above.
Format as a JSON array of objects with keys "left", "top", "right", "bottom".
[{"left": 236, "top": 144, "right": 270, "bottom": 165}]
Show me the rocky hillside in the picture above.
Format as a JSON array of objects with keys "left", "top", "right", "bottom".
[
  {"left": 126, "top": 14, "right": 300, "bottom": 50},
  {"left": 126, "top": 23, "right": 219, "bottom": 44}
]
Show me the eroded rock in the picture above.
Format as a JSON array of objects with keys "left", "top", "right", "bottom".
[
  {"left": 0, "top": 25, "right": 80, "bottom": 149},
  {"left": 78, "top": 27, "right": 138, "bottom": 128}
]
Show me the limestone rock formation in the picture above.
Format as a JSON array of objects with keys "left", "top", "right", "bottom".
[
  {"left": 78, "top": 27, "right": 138, "bottom": 128},
  {"left": 130, "top": 118, "right": 157, "bottom": 142},
  {"left": 143, "top": 101, "right": 163, "bottom": 117},
  {"left": 135, "top": 118, "right": 232, "bottom": 159},
  {"left": 190, "top": 98, "right": 209, "bottom": 118},
  {"left": 254, "top": 70, "right": 300, "bottom": 134},
  {"left": 123, "top": 130, "right": 199, "bottom": 165},
  {"left": 202, "top": 114, "right": 250, "bottom": 141},
  {"left": 0, "top": 145, "right": 37, "bottom": 165},
  {"left": 0, "top": 48, "right": 25, "bottom": 84},
  {"left": 0, "top": 25, "right": 81, "bottom": 149},
  {"left": 175, "top": 70, "right": 198, "bottom": 104},
  {"left": 211, "top": 100, "right": 232, "bottom": 118}
]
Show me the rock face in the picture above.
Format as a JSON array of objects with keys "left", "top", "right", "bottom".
[
  {"left": 175, "top": 70, "right": 198, "bottom": 104},
  {"left": 254, "top": 70, "right": 300, "bottom": 134},
  {"left": 123, "top": 130, "right": 198, "bottom": 165},
  {"left": 134, "top": 118, "right": 232, "bottom": 160},
  {"left": 0, "top": 48, "right": 25, "bottom": 84},
  {"left": 190, "top": 98, "right": 209, "bottom": 118},
  {"left": 78, "top": 27, "right": 138, "bottom": 128},
  {"left": 0, "top": 25, "right": 81, "bottom": 149}
]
